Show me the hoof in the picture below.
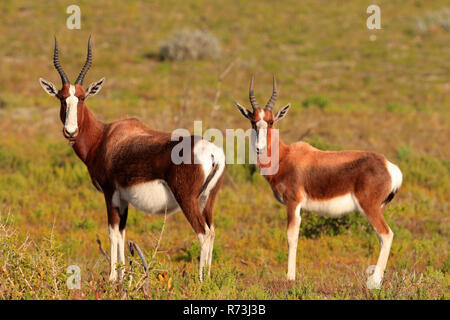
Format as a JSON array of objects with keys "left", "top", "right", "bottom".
[
  {"left": 109, "top": 273, "right": 118, "bottom": 282},
  {"left": 286, "top": 274, "right": 296, "bottom": 281},
  {"left": 366, "top": 275, "right": 382, "bottom": 289}
]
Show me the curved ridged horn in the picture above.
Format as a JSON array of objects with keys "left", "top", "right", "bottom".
[
  {"left": 249, "top": 75, "right": 260, "bottom": 110},
  {"left": 53, "top": 37, "right": 69, "bottom": 85},
  {"left": 265, "top": 75, "right": 277, "bottom": 110},
  {"left": 75, "top": 35, "right": 93, "bottom": 85}
]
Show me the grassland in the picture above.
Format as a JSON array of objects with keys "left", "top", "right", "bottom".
[{"left": 0, "top": 0, "right": 449, "bottom": 299}]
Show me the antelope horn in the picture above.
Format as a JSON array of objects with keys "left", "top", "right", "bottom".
[
  {"left": 249, "top": 75, "right": 260, "bottom": 110},
  {"left": 75, "top": 35, "right": 93, "bottom": 85},
  {"left": 53, "top": 36, "right": 69, "bottom": 85},
  {"left": 265, "top": 75, "right": 277, "bottom": 110}
]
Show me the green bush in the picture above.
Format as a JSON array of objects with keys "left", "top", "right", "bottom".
[
  {"left": 302, "top": 95, "right": 330, "bottom": 109},
  {"left": 304, "top": 136, "right": 341, "bottom": 151},
  {"left": 399, "top": 150, "right": 449, "bottom": 192},
  {"left": 301, "top": 211, "right": 369, "bottom": 239}
]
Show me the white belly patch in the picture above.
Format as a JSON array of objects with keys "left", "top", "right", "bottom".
[
  {"left": 301, "top": 193, "right": 362, "bottom": 217},
  {"left": 116, "top": 180, "right": 180, "bottom": 215}
]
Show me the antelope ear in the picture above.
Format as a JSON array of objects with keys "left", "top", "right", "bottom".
[
  {"left": 85, "top": 77, "right": 105, "bottom": 99},
  {"left": 274, "top": 104, "right": 290, "bottom": 122},
  {"left": 39, "top": 78, "right": 58, "bottom": 96},
  {"left": 235, "top": 102, "right": 253, "bottom": 120}
]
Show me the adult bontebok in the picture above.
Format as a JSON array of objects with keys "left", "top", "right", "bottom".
[
  {"left": 39, "top": 37, "right": 225, "bottom": 282},
  {"left": 234, "top": 75, "right": 402, "bottom": 288}
]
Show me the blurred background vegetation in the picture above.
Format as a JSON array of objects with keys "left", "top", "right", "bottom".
[{"left": 0, "top": 0, "right": 448, "bottom": 299}]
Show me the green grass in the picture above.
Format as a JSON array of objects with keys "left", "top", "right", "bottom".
[{"left": 0, "top": 0, "right": 449, "bottom": 299}]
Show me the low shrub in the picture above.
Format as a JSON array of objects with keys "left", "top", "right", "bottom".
[{"left": 160, "top": 29, "right": 221, "bottom": 61}]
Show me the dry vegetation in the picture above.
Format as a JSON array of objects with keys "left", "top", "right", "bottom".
[
  {"left": 0, "top": 0, "right": 449, "bottom": 299},
  {"left": 160, "top": 29, "right": 221, "bottom": 61}
]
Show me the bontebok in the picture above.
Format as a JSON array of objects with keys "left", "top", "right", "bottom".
[
  {"left": 234, "top": 75, "right": 402, "bottom": 288},
  {"left": 39, "top": 37, "right": 225, "bottom": 282}
]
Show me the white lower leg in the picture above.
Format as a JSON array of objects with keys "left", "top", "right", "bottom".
[
  {"left": 197, "top": 225, "right": 210, "bottom": 282},
  {"left": 108, "top": 224, "right": 120, "bottom": 281},
  {"left": 117, "top": 229, "right": 126, "bottom": 279},
  {"left": 368, "top": 228, "right": 394, "bottom": 288},
  {"left": 207, "top": 225, "right": 215, "bottom": 277},
  {"left": 287, "top": 204, "right": 301, "bottom": 281}
]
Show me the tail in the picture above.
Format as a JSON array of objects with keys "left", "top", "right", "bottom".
[
  {"left": 194, "top": 140, "right": 226, "bottom": 198},
  {"left": 383, "top": 161, "right": 403, "bottom": 205},
  {"left": 198, "top": 158, "right": 219, "bottom": 196}
]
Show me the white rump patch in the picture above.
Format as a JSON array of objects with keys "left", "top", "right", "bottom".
[
  {"left": 64, "top": 85, "right": 79, "bottom": 134},
  {"left": 193, "top": 139, "right": 226, "bottom": 210},
  {"left": 115, "top": 180, "right": 180, "bottom": 215},
  {"left": 386, "top": 161, "right": 402, "bottom": 192},
  {"left": 301, "top": 193, "right": 362, "bottom": 217}
]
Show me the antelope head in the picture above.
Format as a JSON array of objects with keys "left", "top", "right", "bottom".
[
  {"left": 235, "top": 75, "right": 290, "bottom": 154},
  {"left": 39, "top": 36, "right": 105, "bottom": 144}
]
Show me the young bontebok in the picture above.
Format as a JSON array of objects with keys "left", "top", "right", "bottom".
[
  {"left": 234, "top": 76, "right": 402, "bottom": 288},
  {"left": 39, "top": 37, "right": 225, "bottom": 282}
]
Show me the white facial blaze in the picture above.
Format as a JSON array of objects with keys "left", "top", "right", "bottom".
[
  {"left": 255, "top": 109, "right": 267, "bottom": 152},
  {"left": 65, "top": 85, "right": 79, "bottom": 134}
]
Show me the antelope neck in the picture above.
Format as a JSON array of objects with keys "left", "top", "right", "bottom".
[{"left": 71, "top": 105, "right": 105, "bottom": 163}]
